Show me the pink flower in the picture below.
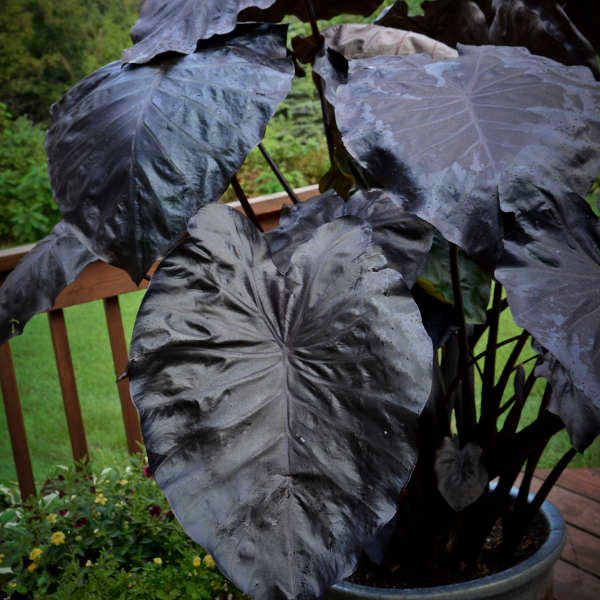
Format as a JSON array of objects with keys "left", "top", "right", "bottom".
[
  {"left": 148, "top": 504, "right": 162, "bottom": 519},
  {"left": 143, "top": 465, "right": 153, "bottom": 479}
]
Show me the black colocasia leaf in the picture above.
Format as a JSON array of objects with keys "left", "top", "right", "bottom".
[
  {"left": 435, "top": 437, "right": 488, "bottom": 512},
  {"left": 496, "top": 184, "right": 600, "bottom": 407},
  {"left": 533, "top": 341, "right": 600, "bottom": 453},
  {"left": 488, "top": 0, "right": 600, "bottom": 80},
  {"left": 0, "top": 222, "right": 97, "bottom": 343},
  {"left": 129, "top": 204, "right": 432, "bottom": 600},
  {"left": 124, "top": 0, "right": 382, "bottom": 64},
  {"left": 333, "top": 45, "right": 600, "bottom": 267},
  {"left": 267, "top": 188, "right": 433, "bottom": 288},
  {"left": 375, "top": 0, "right": 490, "bottom": 46},
  {"left": 46, "top": 24, "right": 293, "bottom": 284}
]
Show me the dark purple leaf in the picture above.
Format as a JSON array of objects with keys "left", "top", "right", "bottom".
[
  {"left": 313, "top": 24, "right": 458, "bottom": 106},
  {"left": 124, "top": 0, "right": 382, "bottom": 64},
  {"left": 375, "top": 0, "right": 490, "bottom": 46},
  {"left": 0, "top": 221, "right": 96, "bottom": 343},
  {"left": 434, "top": 437, "right": 488, "bottom": 512},
  {"left": 124, "top": 0, "right": 276, "bottom": 64},
  {"left": 496, "top": 184, "right": 600, "bottom": 405},
  {"left": 560, "top": 0, "right": 600, "bottom": 56},
  {"left": 129, "top": 204, "right": 432, "bottom": 600},
  {"left": 533, "top": 341, "right": 600, "bottom": 453},
  {"left": 46, "top": 24, "right": 293, "bottom": 284},
  {"left": 333, "top": 45, "right": 600, "bottom": 266},
  {"left": 266, "top": 188, "right": 433, "bottom": 288},
  {"left": 489, "top": 0, "right": 599, "bottom": 79}
]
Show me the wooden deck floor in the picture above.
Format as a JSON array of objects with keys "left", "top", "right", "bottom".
[{"left": 525, "top": 468, "right": 600, "bottom": 600}]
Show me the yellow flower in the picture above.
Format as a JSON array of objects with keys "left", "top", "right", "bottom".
[
  {"left": 153, "top": 557, "right": 163, "bottom": 566},
  {"left": 75, "top": 535, "right": 82, "bottom": 542},
  {"left": 0, "top": 552, "right": 4, "bottom": 565},
  {"left": 203, "top": 554, "right": 216, "bottom": 569},
  {"left": 28, "top": 562, "right": 37, "bottom": 573},
  {"left": 8, "top": 581, "right": 16, "bottom": 588},
  {"left": 192, "top": 555, "right": 202, "bottom": 567},
  {"left": 46, "top": 513, "right": 57, "bottom": 524},
  {"left": 50, "top": 531, "right": 66, "bottom": 546},
  {"left": 119, "top": 479, "right": 128, "bottom": 486},
  {"left": 85, "top": 560, "right": 93, "bottom": 567},
  {"left": 29, "top": 548, "right": 43, "bottom": 561},
  {"left": 95, "top": 494, "right": 107, "bottom": 505}
]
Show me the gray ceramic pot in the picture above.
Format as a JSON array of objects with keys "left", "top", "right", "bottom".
[{"left": 326, "top": 495, "right": 565, "bottom": 600}]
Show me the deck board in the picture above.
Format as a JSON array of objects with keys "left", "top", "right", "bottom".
[{"left": 523, "top": 468, "right": 600, "bottom": 599}]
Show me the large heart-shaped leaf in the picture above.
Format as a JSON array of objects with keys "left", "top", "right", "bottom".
[
  {"left": 533, "top": 341, "right": 600, "bottom": 453},
  {"left": 46, "top": 24, "right": 293, "bottom": 284},
  {"left": 124, "top": 0, "right": 382, "bottom": 64},
  {"left": 0, "top": 221, "right": 96, "bottom": 344},
  {"left": 496, "top": 184, "right": 600, "bottom": 404},
  {"left": 266, "top": 188, "right": 433, "bottom": 288},
  {"left": 488, "top": 0, "right": 600, "bottom": 79},
  {"left": 129, "top": 204, "right": 432, "bottom": 600},
  {"left": 375, "top": 0, "right": 490, "bottom": 46},
  {"left": 333, "top": 45, "right": 600, "bottom": 266}
]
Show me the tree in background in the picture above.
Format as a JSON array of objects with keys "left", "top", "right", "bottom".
[{"left": 0, "top": 0, "right": 140, "bottom": 124}]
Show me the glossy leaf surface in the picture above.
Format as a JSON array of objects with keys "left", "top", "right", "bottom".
[
  {"left": 46, "top": 24, "right": 293, "bottom": 284},
  {"left": 376, "top": 0, "right": 490, "bottom": 46},
  {"left": 434, "top": 437, "right": 488, "bottom": 512},
  {"left": 334, "top": 45, "right": 600, "bottom": 265},
  {"left": 489, "top": 0, "right": 599, "bottom": 79},
  {"left": 0, "top": 221, "right": 96, "bottom": 343},
  {"left": 313, "top": 24, "right": 457, "bottom": 106},
  {"left": 124, "top": 0, "right": 382, "bottom": 64},
  {"left": 534, "top": 342, "right": 600, "bottom": 453},
  {"left": 124, "top": 0, "right": 276, "bottom": 64},
  {"left": 129, "top": 204, "right": 432, "bottom": 600},
  {"left": 267, "top": 189, "right": 433, "bottom": 288},
  {"left": 496, "top": 185, "right": 600, "bottom": 404}
]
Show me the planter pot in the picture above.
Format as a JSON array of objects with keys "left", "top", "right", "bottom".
[{"left": 326, "top": 495, "right": 566, "bottom": 600}]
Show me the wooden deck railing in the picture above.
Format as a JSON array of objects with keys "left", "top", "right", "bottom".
[{"left": 0, "top": 185, "right": 319, "bottom": 502}]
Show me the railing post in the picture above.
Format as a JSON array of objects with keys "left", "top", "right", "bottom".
[
  {"left": 0, "top": 341, "right": 36, "bottom": 500},
  {"left": 103, "top": 296, "right": 143, "bottom": 454},
  {"left": 48, "top": 309, "right": 89, "bottom": 465}
]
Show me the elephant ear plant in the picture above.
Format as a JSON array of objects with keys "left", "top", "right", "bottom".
[{"left": 1, "top": 0, "right": 600, "bottom": 598}]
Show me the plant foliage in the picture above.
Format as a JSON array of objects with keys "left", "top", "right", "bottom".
[{"left": 1, "top": 0, "right": 599, "bottom": 598}]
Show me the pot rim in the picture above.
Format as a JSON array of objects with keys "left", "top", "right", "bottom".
[{"left": 330, "top": 491, "right": 566, "bottom": 600}]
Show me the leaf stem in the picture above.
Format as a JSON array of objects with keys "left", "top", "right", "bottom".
[
  {"left": 449, "top": 244, "right": 476, "bottom": 444},
  {"left": 258, "top": 143, "right": 300, "bottom": 204},
  {"left": 231, "top": 175, "right": 264, "bottom": 232}
]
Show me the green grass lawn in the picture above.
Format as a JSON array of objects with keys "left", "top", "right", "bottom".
[
  {"left": 1, "top": 288, "right": 598, "bottom": 487},
  {"left": 0, "top": 291, "right": 145, "bottom": 484}
]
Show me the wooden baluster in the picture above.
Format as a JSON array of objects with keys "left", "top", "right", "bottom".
[
  {"left": 103, "top": 296, "right": 143, "bottom": 455},
  {"left": 48, "top": 309, "right": 89, "bottom": 465},
  {"left": 0, "top": 341, "right": 36, "bottom": 500}
]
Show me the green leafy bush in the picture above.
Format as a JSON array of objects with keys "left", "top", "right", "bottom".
[
  {"left": 0, "top": 103, "right": 60, "bottom": 246},
  {"left": 0, "top": 456, "right": 246, "bottom": 599}
]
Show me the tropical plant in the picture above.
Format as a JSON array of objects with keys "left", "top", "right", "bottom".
[{"left": 1, "top": 1, "right": 600, "bottom": 599}]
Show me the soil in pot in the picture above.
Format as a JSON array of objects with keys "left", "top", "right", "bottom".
[{"left": 347, "top": 511, "right": 549, "bottom": 589}]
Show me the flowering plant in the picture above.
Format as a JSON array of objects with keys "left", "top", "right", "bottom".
[
  {"left": 0, "top": 1, "right": 599, "bottom": 599},
  {"left": 0, "top": 456, "right": 241, "bottom": 599}
]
